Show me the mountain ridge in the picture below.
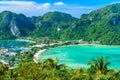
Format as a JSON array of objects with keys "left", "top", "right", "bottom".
[{"left": 0, "top": 3, "right": 120, "bottom": 45}]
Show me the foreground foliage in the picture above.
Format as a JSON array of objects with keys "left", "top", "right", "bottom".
[{"left": 0, "top": 57, "right": 120, "bottom": 80}]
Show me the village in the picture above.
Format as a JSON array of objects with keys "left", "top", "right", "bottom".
[{"left": 0, "top": 39, "right": 100, "bottom": 69}]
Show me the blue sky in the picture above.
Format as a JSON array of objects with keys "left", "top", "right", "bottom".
[
  {"left": 0, "top": 0, "right": 120, "bottom": 18},
  {"left": 32, "top": 0, "right": 120, "bottom": 6}
]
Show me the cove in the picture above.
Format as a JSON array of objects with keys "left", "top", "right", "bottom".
[
  {"left": 40, "top": 45, "right": 120, "bottom": 69},
  {"left": 0, "top": 40, "right": 32, "bottom": 48}
]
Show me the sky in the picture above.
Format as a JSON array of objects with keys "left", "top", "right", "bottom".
[{"left": 0, "top": 0, "right": 120, "bottom": 18}]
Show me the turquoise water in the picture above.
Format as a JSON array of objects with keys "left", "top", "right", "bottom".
[
  {"left": 40, "top": 45, "right": 120, "bottom": 69},
  {"left": 0, "top": 40, "right": 31, "bottom": 48},
  {"left": 0, "top": 40, "right": 32, "bottom": 68}
]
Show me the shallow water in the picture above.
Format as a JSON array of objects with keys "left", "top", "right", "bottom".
[
  {"left": 40, "top": 45, "right": 120, "bottom": 69},
  {"left": 0, "top": 40, "right": 31, "bottom": 48}
]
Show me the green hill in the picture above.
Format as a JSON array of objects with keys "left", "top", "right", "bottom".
[
  {"left": 0, "top": 11, "right": 34, "bottom": 39},
  {"left": 30, "top": 11, "right": 77, "bottom": 39},
  {"left": 1, "top": 3, "right": 120, "bottom": 45},
  {"left": 74, "top": 3, "right": 120, "bottom": 45}
]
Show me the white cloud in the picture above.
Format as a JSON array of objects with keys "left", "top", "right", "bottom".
[
  {"left": 0, "top": 1, "right": 100, "bottom": 18},
  {"left": 0, "top": 1, "right": 51, "bottom": 16},
  {"left": 0, "top": 1, "right": 35, "bottom": 6},
  {"left": 37, "top": 3, "right": 51, "bottom": 10},
  {"left": 53, "top": 2, "right": 65, "bottom": 6},
  {"left": 42, "top": 3, "right": 51, "bottom": 7}
]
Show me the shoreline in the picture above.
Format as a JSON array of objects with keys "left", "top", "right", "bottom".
[
  {"left": 15, "top": 39, "right": 36, "bottom": 43},
  {"left": 78, "top": 43, "right": 120, "bottom": 47},
  {"left": 50, "top": 43, "right": 120, "bottom": 49},
  {"left": 33, "top": 49, "right": 46, "bottom": 63},
  {"left": 32, "top": 43, "right": 120, "bottom": 68}
]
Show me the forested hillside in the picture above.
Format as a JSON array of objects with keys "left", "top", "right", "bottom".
[{"left": 1, "top": 3, "right": 120, "bottom": 45}]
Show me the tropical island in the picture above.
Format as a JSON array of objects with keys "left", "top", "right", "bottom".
[
  {"left": 0, "top": 2, "right": 120, "bottom": 80},
  {"left": 1, "top": 3, "right": 120, "bottom": 45}
]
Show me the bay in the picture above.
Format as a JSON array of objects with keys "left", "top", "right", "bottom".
[{"left": 40, "top": 45, "right": 120, "bottom": 69}]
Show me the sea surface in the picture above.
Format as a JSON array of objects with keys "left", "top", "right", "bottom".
[
  {"left": 0, "top": 40, "right": 31, "bottom": 48},
  {"left": 40, "top": 45, "right": 120, "bottom": 69},
  {"left": 0, "top": 40, "right": 32, "bottom": 68}
]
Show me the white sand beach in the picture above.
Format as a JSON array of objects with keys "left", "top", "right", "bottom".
[
  {"left": 33, "top": 49, "right": 46, "bottom": 63},
  {"left": 16, "top": 39, "right": 36, "bottom": 43}
]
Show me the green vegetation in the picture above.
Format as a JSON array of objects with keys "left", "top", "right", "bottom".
[
  {"left": 28, "top": 3, "right": 120, "bottom": 45},
  {"left": 0, "top": 3, "right": 120, "bottom": 80},
  {"left": 0, "top": 57, "right": 120, "bottom": 80},
  {"left": 30, "top": 11, "right": 77, "bottom": 40},
  {"left": 0, "top": 11, "right": 34, "bottom": 39},
  {"left": 1, "top": 3, "right": 120, "bottom": 45}
]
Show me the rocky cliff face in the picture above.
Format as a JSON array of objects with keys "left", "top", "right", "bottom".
[
  {"left": 0, "top": 11, "right": 34, "bottom": 39},
  {"left": 10, "top": 17, "right": 20, "bottom": 36},
  {"left": 1, "top": 3, "right": 120, "bottom": 45}
]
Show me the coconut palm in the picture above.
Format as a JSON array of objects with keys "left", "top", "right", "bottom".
[
  {"left": 70, "top": 68, "right": 90, "bottom": 80},
  {"left": 107, "top": 70, "right": 120, "bottom": 80},
  {"left": 0, "top": 63, "right": 8, "bottom": 79},
  {"left": 42, "top": 58, "right": 66, "bottom": 70},
  {"left": 41, "top": 58, "right": 68, "bottom": 79},
  {"left": 88, "top": 57, "right": 110, "bottom": 75}
]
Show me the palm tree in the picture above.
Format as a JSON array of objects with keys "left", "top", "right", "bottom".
[
  {"left": 88, "top": 57, "right": 110, "bottom": 75},
  {"left": 41, "top": 58, "right": 68, "bottom": 79},
  {"left": 107, "top": 70, "right": 120, "bottom": 80},
  {"left": 0, "top": 63, "right": 8, "bottom": 79},
  {"left": 42, "top": 58, "right": 66, "bottom": 70},
  {"left": 70, "top": 68, "right": 90, "bottom": 80}
]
